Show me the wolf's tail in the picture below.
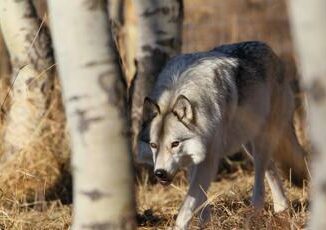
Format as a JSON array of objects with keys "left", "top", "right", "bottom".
[{"left": 273, "top": 123, "right": 309, "bottom": 186}]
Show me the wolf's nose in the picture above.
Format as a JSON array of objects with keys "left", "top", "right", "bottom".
[{"left": 154, "top": 169, "right": 168, "bottom": 180}]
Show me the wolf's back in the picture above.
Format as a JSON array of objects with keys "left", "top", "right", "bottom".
[
  {"left": 212, "top": 41, "right": 276, "bottom": 63},
  {"left": 214, "top": 41, "right": 309, "bottom": 185}
]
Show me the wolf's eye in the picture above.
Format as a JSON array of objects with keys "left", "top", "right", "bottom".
[
  {"left": 171, "top": 141, "right": 180, "bottom": 148},
  {"left": 150, "top": 142, "right": 157, "bottom": 149}
]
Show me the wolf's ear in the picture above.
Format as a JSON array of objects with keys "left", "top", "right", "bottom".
[
  {"left": 172, "top": 95, "right": 194, "bottom": 125},
  {"left": 143, "top": 97, "right": 160, "bottom": 122}
]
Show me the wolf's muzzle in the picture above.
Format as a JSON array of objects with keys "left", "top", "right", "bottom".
[{"left": 154, "top": 169, "right": 172, "bottom": 185}]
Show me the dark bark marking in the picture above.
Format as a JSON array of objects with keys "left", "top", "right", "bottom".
[
  {"left": 10, "top": 1, "right": 53, "bottom": 74},
  {"left": 139, "top": 46, "right": 169, "bottom": 61},
  {"left": 142, "top": 7, "right": 170, "bottom": 17},
  {"left": 156, "top": 38, "right": 176, "bottom": 48},
  {"left": 22, "top": 0, "right": 37, "bottom": 18},
  {"left": 98, "top": 70, "right": 120, "bottom": 107},
  {"left": 24, "top": 24, "right": 54, "bottom": 73},
  {"left": 68, "top": 95, "right": 89, "bottom": 102},
  {"left": 26, "top": 77, "right": 39, "bottom": 91},
  {"left": 321, "top": 181, "right": 326, "bottom": 194},
  {"left": 308, "top": 78, "right": 326, "bottom": 104},
  {"left": 75, "top": 109, "right": 87, "bottom": 133},
  {"left": 75, "top": 109, "right": 105, "bottom": 134},
  {"left": 83, "top": 0, "right": 106, "bottom": 11},
  {"left": 84, "top": 59, "right": 115, "bottom": 67},
  {"left": 177, "top": 0, "right": 184, "bottom": 19},
  {"left": 25, "top": 77, "right": 34, "bottom": 86},
  {"left": 97, "top": 70, "right": 127, "bottom": 116},
  {"left": 167, "top": 0, "right": 184, "bottom": 23},
  {"left": 80, "top": 189, "right": 111, "bottom": 201},
  {"left": 155, "top": 30, "right": 167, "bottom": 35},
  {"left": 141, "top": 45, "right": 153, "bottom": 53}
]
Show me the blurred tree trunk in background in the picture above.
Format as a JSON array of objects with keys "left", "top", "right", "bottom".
[
  {"left": 108, "top": 0, "right": 125, "bottom": 47},
  {"left": 0, "top": 34, "right": 11, "bottom": 79},
  {"left": 0, "top": 0, "right": 54, "bottom": 162},
  {"left": 288, "top": 0, "right": 326, "bottom": 229},
  {"left": 130, "top": 0, "right": 183, "bottom": 160},
  {"left": 108, "top": 0, "right": 125, "bottom": 26},
  {"left": 0, "top": 33, "right": 11, "bottom": 121},
  {"left": 48, "top": 0, "right": 135, "bottom": 229},
  {"left": 108, "top": 0, "right": 129, "bottom": 81}
]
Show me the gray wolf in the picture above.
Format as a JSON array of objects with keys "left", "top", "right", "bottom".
[{"left": 137, "top": 41, "right": 308, "bottom": 229}]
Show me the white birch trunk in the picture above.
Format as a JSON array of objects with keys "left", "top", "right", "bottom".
[
  {"left": 288, "top": 1, "right": 326, "bottom": 229},
  {"left": 131, "top": 0, "right": 183, "bottom": 158},
  {"left": 0, "top": 0, "right": 53, "bottom": 160},
  {"left": 48, "top": 1, "right": 135, "bottom": 229}
]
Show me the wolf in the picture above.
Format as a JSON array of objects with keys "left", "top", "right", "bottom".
[{"left": 137, "top": 41, "right": 308, "bottom": 229}]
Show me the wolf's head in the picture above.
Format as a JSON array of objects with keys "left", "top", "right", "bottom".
[{"left": 138, "top": 95, "right": 206, "bottom": 185}]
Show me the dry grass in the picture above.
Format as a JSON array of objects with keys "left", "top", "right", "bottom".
[
  {"left": 0, "top": 0, "right": 310, "bottom": 229},
  {"left": 137, "top": 170, "right": 309, "bottom": 230},
  {"left": 0, "top": 76, "right": 72, "bottom": 229}
]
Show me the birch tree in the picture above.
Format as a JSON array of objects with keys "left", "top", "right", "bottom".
[
  {"left": 288, "top": 1, "right": 326, "bottom": 229},
  {"left": 0, "top": 0, "right": 54, "bottom": 161},
  {"left": 48, "top": 1, "right": 135, "bottom": 229},
  {"left": 130, "top": 0, "right": 183, "bottom": 159}
]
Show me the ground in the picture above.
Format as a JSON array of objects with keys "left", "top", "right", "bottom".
[
  {"left": 136, "top": 170, "right": 309, "bottom": 229},
  {"left": 0, "top": 169, "right": 308, "bottom": 229}
]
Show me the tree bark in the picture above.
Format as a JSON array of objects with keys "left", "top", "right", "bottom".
[
  {"left": 0, "top": 0, "right": 54, "bottom": 161},
  {"left": 48, "top": 1, "right": 135, "bottom": 229},
  {"left": 130, "top": 0, "right": 183, "bottom": 159},
  {"left": 288, "top": 1, "right": 326, "bottom": 229}
]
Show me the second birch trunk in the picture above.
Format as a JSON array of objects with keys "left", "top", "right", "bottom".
[
  {"left": 0, "top": 0, "right": 54, "bottom": 161},
  {"left": 131, "top": 0, "right": 183, "bottom": 160}
]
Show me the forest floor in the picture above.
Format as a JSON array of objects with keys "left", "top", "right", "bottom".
[{"left": 0, "top": 167, "right": 309, "bottom": 229}]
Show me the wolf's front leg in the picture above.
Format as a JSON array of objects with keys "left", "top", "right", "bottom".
[{"left": 175, "top": 156, "right": 218, "bottom": 230}]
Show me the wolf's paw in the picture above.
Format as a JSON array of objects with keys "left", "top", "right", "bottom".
[
  {"left": 170, "top": 226, "right": 187, "bottom": 230},
  {"left": 273, "top": 199, "right": 288, "bottom": 213},
  {"left": 199, "top": 204, "right": 212, "bottom": 227}
]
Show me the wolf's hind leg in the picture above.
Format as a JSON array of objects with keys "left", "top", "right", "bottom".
[
  {"left": 243, "top": 143, "right": 288, "bottom": 212},
  {"left": 249, "top": 139, "right": 271, "bottom": 211},
  {"left": 265, "top": 161, "right": 288, "bottom": 212}
]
